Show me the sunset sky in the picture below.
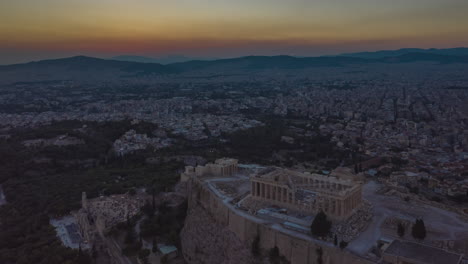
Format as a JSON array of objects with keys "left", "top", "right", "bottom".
[{"left": 1, "top": 0, "right": 468, "bottom": 64}]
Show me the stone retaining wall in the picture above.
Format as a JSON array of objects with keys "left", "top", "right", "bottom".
[{"left": 187, "top": 178, "right": 372, "bottom": 264}]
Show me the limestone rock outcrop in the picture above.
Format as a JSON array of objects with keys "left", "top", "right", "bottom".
[{"left": 180, "top": 205, "right": 258, "bottom": 264}]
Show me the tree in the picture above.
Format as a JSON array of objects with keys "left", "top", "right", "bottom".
[
  {"left": 76, "top": 253, "right": 92, "bottom": 264},
  {"left": 152, "top": 237, "right": 158, "bottom": 253},
  {"left": 412, "top": 219, "right": 426, "bottom": 240},
  {"left": 126, "top": 214, "right": 132, "bottom": 228},
  {"left": 397, "top": 222, "right": 405, "bottom": 238},
  {"left": 92, "top": 244, "right": 98, "bottom": 260},
  {"left": 138, "top": 249, "right": 150, "bottom": 264},
  {"left": 141, "top": 216, "right": 160, "bottom": 237},
  {"left": 269, "top": 246, "right": 280, "bottom": 264},
  {"left": 339, "top": 240, "right": 348, "bottom": 250},
  {"left": 167, "top": 230, "right": 179, "bottom": 246},
  {"left": 310, "top": 210, "right": 332, "bottom": 237},
  {"left": 158, "top": 201, "right": 170, "bottom": 214},
  {"left": 316, "top": 247, "right": 323, "bottom": 264},
  {"left": 161, "top": 255, "right": 168, "bottom": 264},
  {"left": 251, "top": 235, "right": 260, "bottom": 257},
  {"left": 148, "top": 184, "right": 157, "bottom": 210},
  {"left": 125, "top": 227, "right": 137, "bottom": 244},
  {"left": 142, "top": 201, "right": 155, "bottom": 217}
]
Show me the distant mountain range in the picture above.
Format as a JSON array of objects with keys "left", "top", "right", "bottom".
[
  {"left": 112, "top": 48, "right": 468, "bottom": 64},
  {"left": 338, "top": 47, "right": 468, "bottom": 59},
  {"left": 0, "top": 56, "right": 176, "bottom": 84},
  {"left": 1, "top": 49, "right": 467, "bottom": 84},
  {"left": 2, "top": 56, "right": 171, "bottom": 73},
  {"left": 168, "top": 53, "right": 468, "bottom": 71},
  {"left": 112, "top": 55, "right": 217, "bottom": 64}
]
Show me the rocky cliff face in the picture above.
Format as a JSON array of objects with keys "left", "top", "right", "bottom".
[{"left": 180, "top": 204, "right": 258, "bottom": 264}]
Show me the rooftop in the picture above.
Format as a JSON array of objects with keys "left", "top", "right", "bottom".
[{"left": 158, "top": 244, "right": 178, "bottom": 255}]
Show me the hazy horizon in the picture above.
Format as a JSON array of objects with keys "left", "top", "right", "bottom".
[
  {"left": 1, "top": 0, "right": 468, "bottom": 64},
  {"left": 1, "top": 46, "right": 468, "bottom": 66}
]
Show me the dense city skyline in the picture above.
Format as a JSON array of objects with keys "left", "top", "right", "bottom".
[{"left": 1, "top": 0, "right": 468, "bottom": 64}]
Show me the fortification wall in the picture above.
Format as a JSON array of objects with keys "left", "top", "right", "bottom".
[{"left": 187, "top": 178, "right": 372, "bottom": 264}]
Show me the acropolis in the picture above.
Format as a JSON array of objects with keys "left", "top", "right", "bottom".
[
  {"left": 182, "top": 157, "right": 363, "bottom": 221},
  {"left": 181, "top": 157, "right": 370, "bottom": 264}
]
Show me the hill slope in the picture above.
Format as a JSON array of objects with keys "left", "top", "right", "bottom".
[
  {"left": 169, "top": 55, "right": 370, "bottom": 71},
  {"left": 1, "top": 52, "right": 468, "bottom": 84},
  {"left": 0, "top": 56, "right": 175, "bottom": 84},
  {"left": 112, "top": 55, "right": 213, "bottom": 64},
  {"left": 340, "top": 47, "right": 468, "bottom": 59}
]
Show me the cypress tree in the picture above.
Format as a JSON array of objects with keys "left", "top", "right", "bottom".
[
  {"left": 397, "top": 222, "right": 405, "bottom": 237},
  {"left": 412, "top": 219, "right": 426, "bottom": 240},
  {"left": 311, "top": 210, "right": 332, "bottom": 237}
]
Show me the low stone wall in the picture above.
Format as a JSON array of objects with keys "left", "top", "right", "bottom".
[{"left": 187, "top": 178, "right": 372, "bottom": 264}]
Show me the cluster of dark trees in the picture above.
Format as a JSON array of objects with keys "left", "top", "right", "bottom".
[
  {"left": 221, "top": 117, "right": 350, "bottom": 168},
  {"left": 311, "top": 211, "right": 349, "bottom": 250},
  {"left": 0, "top": 120, "right": 183, "bottom": 264},
  {"left": 119, "top": 199, "right": 187, "bottom": 263},
  {"left": 268, "top": 246, "right": 288, "bottom": 264},
  {"left": 396, "top": 219, "right": 426, "bottom": 240},
  {"left": 140, "top": 200, "right": 187, "bottom": 245}
]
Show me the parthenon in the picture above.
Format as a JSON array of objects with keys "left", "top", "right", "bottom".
[
  {"left": 180, "top": 158, "right": 362, "bottom": 221},
  {"left": 250, "top": 167, "right": 362, "bottom": 221}
]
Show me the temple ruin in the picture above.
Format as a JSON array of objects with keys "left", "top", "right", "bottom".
[
  {"left": 180, "top": 158, "right": 238, "bottom": 181},
  {"left": 251, "top": 167, "right": 362, "bottom": 221}
]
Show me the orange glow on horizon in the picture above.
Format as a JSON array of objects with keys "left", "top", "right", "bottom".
[{"left": 1, "top": 0, "right": 467, "bottom": 63}]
